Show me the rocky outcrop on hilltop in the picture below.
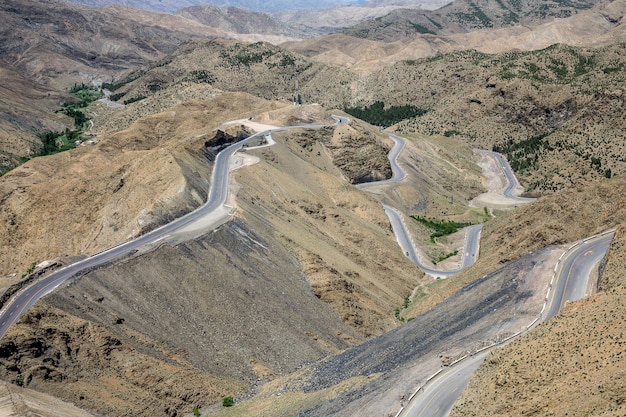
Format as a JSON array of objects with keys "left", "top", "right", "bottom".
[{"left": 286, "top": 124, "right": 392, "bottom": 184}]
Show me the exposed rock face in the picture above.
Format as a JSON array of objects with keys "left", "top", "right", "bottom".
[
  {"left": 0, "top": 305, "right": 245, "bottom": 417},
  {"left": 285, "top": 124, "right": 392, "bottom": 183}
]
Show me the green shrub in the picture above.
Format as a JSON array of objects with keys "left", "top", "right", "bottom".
[
  {"left": 410, "top": 216, "right": 472, "bottom": 242},
  {"left": 222, "top": 396, "right": 234, "bottom": 407}
]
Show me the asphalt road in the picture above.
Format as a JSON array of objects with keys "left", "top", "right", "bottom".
[
  {"left": 384, "top": 205, "right": 482, "bottom": 278},
  {"left": 401, "top": 352, "right": 488, "bottom": 417},
  {"left": 360, "top": 133, "right": 486, "bottom": 277},
  {"left": 544, "top": 231, "right": 615, "bottom": 320},
  {"left": 400, "top": 230, "right": 615, "bottom": 417},
  {"left": 0, "top": 124, "right": 312, "bottom": 340},
  {"left": 356, "top": 134, "right": 406, "bottom": 189},
  {"left": 478, "top": 150, "right": 536, "bottom": 201}
]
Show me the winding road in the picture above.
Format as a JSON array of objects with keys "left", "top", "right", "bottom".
[
  {"left": 383, "top": 205, "right": 482, "bottom": 278},
  {"left": 475, "top": 150, "right": 536, "bottom": 201},
  {"left": 1, "top": 114, "right": 609, "bottom": 417},
  {"left": 0, "top": 123, "right": 314, "bottom": 340},
  {"left": 358, "top": 134, "right": 497, "bottom": 277},
  {"left": 363, "top": 134, "right": 614, "bottom": 417},
  {"left": 399, "top": 230, "right": 615, "bottom": 417}
]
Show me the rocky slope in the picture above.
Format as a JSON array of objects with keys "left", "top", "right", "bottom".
[
  {"left": 450, "top": 225, "right": 626, "bottom": 417},
  {"left": 99, "top": 24, "right": 626, "bottom": 198},
  {"left": 0, "top": 95, "right": 445, "bottom": 415},
  {"left": 345, "top": 0, "right": 601, "bottom": 40},
  {"left": 0, "top": 0, "right": 317, "bottom": 172},
  {"left": 199, "top": 161, "right": 626, "bottom": 417},
  {"left": 283, "top": 0, "right": 625, "bottom": 73},
  {"left": 0, "top": 92, "right": 273, "bottom": 278},
  {"left": 1, "top": 1, "right": 626, "bottom": 416}
]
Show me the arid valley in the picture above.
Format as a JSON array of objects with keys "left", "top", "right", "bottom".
[{"left": 0, "top": 0, "right": 626, "bottom": 416}]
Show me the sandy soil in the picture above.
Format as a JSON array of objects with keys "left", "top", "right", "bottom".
[{"left": 470, "top": 151, "right": 533, "bottom": 209}]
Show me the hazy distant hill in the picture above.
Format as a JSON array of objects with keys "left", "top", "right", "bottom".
[
  {"left": 176, "top": 5, "right": 313, "bottom": 37},
  {"left": 65, "top": 0, "right": 368, "bottom": 13},
  {"left": 345, "top": 0, "right": 602, "bottom": 40},
  {"left": 0, "top": 0, "right": 221, "bottom": 171}
]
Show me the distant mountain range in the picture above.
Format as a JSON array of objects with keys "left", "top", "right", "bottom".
[
  {"left": 63, "top": 0, "right": 451, "bottom": 13},
  {"left": 65, "top": 0, "right": 367, "bottom": 13}
]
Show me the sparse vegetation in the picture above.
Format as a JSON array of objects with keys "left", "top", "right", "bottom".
[
  {"left": 189, "top": 69, "right": 216, "bottom": 84},
  {"left": 411, "top": 216, "right": 473, "bottom": 242},
  {"left": 493, "top": 131, "right": 554, "bottom": 173},
  {"left": 21, "top": 261, "right": 37, "bottom": 279},
  {"left": 433, "top": 250, "right": 459, "bottom": 265},
  {"left": 123, "top": 95, "right": 147, "bottom": 105},
  {"left": 28, "top": 85, "right": 102, "bottom": 160}
]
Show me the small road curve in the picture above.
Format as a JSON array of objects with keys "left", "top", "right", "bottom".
[
  {"left": 384, "top": 205, "right": 482, "bottom": 278},
  {"left": 356, "top": 134, "right": 407, "bottom": 188},
  {"left": 399, "top": 230, "right": 615, "bottom": 417},
  {"left": 0, "top": 121, "right": 329, "bottom": 340},
  {"left": 400, "top": 351, "right": 488, "bottom": 417},
  {"left": 476, "top": 150, "right": 536, "bottom": 202},
  {"left": 544, "top": 231, "right": 615, "bottom": 320}
]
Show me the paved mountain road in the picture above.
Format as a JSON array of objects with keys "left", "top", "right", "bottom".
[
  {"left": 399, "top": 230, "right": 615, "bottom": 417},
  {"left": 0, "top": 124, "right": 310, "bottom": 340}
]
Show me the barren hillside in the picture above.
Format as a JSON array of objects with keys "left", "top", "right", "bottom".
[
  {"left": 1, "top": 1, "right": 626, "bottom": 416},
  {"left": 0, "top": 95, "right": 438, "bottom": 415},
  {"left": 345, "top": 0, "right": 600, "bottom": 41},
  {"left": 0, "top": 92, "right": 274, "bottom": 278},
  {"left": 450, "top": 224, "right": 626, "bottom": 417},
  {"left": 283, "top": 0, "right": 626, "bottom": 73}
]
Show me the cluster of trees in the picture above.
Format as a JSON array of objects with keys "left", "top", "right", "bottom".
[
  {"left": 411, "top": 215, "right": 472, "bottom": 242},
  {"left": 37, "top": 130, "right": 77, "bottom": 157},
  {"left": 58, "top": 84, "right": 102, "bottom": 129},
  {"left": 493, "top": 131, "right": 554, "bottom": 173},
  {"left": 27, "top": 84, "right": 102, "bottom": 161},
  {"left": 344, "top": 101, "right": 428, "bottom": 127}
]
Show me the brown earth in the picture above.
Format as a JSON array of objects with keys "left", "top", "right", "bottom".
[
  {"left": 0, "top": 379, "right": 95, "bottom": 417},
  {"left": 1, "top": 1, "right": 626, "bottom": 415},
  {"left": 283, "top": 0, "right": 623, "bottom": 74},
  {"left": 0, "top": 97, "right": 440, "bottom": 415},
  {"left": 450, "top": 225, "right": 626, "bottom": 417},
  {"left": 358, "top": 42, "right": 626, "bottom": 194},
  {"left": 0, "top": 305, "right": 245, "bottom": 417},
  {"left": 0, "top": 92, "right": 275, "bottom": 279},
  {"left": 404, "top": 175, "right": 626, "bottom": 320},
  {"left": 100, "top": 19, "right": 626, "bottom": 196}
]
